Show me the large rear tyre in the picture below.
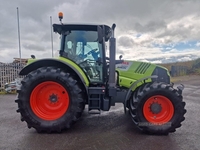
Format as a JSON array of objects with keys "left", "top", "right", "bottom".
[
  {"left": 15, "top": 67, "right": 85, "bottom": 133},
  {"left": 129, "top": 82, "right": 186, "bottom": 135}
]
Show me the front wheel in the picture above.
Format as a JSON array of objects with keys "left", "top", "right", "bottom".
[
  {"left": 15, "top": 67, "right": 85, "bottom": 133},
  {"left": 129, "top": 82, "right": 186, "bottom": 135}
]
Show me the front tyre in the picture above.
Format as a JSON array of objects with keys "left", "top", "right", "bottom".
[
  {"left": 129, "top": 82, "right": 186, "bottom": 135},
  {"left": 15, "top": 67, "right": 85, "bottom": 133}
]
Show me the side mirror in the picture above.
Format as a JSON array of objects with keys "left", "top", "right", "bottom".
[
  {"left": 119, "top": 55, "right": 123, "bottom": 60},
  {"left": 97, "top": 26, "right": 103, "bottom": 43},
  {"left": 31, "top": 55, "right": 36, "bottom": 59}
]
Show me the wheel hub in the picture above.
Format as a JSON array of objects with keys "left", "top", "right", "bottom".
[
  {"left": 49, "top": 93, "right": 58, "bottom": 103},
  {"left": 150, "top": 102, "right": 162, "bottom": 114}
]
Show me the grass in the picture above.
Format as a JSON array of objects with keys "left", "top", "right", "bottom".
[
  {"left": 159, "top": 58, "right": 200, "bottom": 76},
  {"left": 0, "top": 89, "right": 17, "bottom": 95},
  {"left": 170, "top": 76, "right": 188, "bottom": 83},
  {"left": 0, "top": 88, "right": 5, "bottom": 94},
  {"left": 159, "top": 61, "right": 193, "bottom": 70},
  {"left": 0, "top": 91, "right": 6, "bottom": 95}
]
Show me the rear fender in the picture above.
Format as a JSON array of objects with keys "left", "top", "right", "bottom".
[{"left": 19, "top": 58, "right": 89, "bottom": 87}]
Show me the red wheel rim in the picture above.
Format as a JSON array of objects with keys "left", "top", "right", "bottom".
[
  {"left": 143, "top": 95, "right": 174, "bottom": 125},
  {"left": 30, "top": 81, "right": 69, "bottom": 121}
]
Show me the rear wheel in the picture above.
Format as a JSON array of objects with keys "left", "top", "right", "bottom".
[
  {"left": 129, "top": 82, "right": 186, "bottom": 135},
  {"left": 15, "top": 67, "right": 85, "bottom": 133}
]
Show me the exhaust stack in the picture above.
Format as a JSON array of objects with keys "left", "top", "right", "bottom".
[{"left": 108, "top": 24, "right": 116, "bottom": 87}]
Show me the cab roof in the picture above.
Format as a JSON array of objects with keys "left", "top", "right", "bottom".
[{"left": 53, "top": 24, "right": 112, "bottom": 41}]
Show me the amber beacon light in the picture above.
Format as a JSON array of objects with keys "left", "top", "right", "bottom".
[{"left": 58, "top": 12, "right": 63, "bottom": 22}]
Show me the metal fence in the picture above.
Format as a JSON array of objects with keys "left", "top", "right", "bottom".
[
  {"left": 170, "top": 65, "right": 188, "bottom": 77},
  {"left": 0, "top": 63, "right": 24, "bottom": 90}
]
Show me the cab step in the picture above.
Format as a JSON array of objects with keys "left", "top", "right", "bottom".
[{"left": 88, "top": 87, "right": 105, "bottom": 114}]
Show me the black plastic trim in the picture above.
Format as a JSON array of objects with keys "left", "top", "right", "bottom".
[{"left": 151, "top": 66, "right": 170, "bottom": 84}]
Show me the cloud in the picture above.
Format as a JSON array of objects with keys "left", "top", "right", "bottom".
[
  {"left": 0, "top": 0, "right": 200, "bottom": 64},
  {"left": 196, "top": 42, "right": 200, "bottom": 47},
  {"left": 118, "top": 35, "right": 134, "bottom": 48}
]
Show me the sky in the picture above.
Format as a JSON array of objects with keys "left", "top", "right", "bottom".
[{"left": 0, "top": 0, "right": 200, "bottom": 63}]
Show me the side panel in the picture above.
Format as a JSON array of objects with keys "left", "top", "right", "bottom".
[
  {"left": 20, "top": 57, "right": 89, "bottom": 86},
  {"left": 116, "top": 61, "right": 157, "bottom": 88}
]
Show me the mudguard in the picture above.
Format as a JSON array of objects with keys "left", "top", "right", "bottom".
[{"left": 19, "top": 58, "right": 89, "bottom": 87}]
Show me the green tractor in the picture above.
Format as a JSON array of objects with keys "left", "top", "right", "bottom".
[{"left": 15, "top": 13, "right": 186, "bottom": 135}]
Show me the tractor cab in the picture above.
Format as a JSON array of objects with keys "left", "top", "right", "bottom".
[{"left": 53, "top": 24, "right": 112, "bottom": 84}]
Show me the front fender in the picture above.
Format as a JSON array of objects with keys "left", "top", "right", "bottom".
[
  {"left": 19, "top": 58, "right": 89, "bottom": 86},
  {"left": 124, "top": 75, "right": 158, "bottom": 114}
]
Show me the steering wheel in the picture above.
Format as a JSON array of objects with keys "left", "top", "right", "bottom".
[
  {"left": 78, "top": 49, "right": 98, "bottom": 59},
  {"left": 78, "top": 48, "right": 99, "bottom": 66},
  {"left": 87, "top": 49, "right": 99, "bottom": 60},
  {"left": 87, "top": 48, "right": 98, "bottom": 55}
]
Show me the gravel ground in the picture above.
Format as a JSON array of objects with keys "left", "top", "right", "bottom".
[{"left": 0, "top": 75, "right": 200, "bottom": 150}]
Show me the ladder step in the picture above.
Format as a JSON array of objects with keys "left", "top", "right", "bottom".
[
  {"left": 89, "top": 107, "right": 101, "bottom": 109},
  {"left": 89, "top": 98, "right": 100, "bottom": 101},
  {"left": 88, "top": 87, "right": 105, "bottom": 114},
  {"left": 88, "top": 110, "right": 101, "bottom": 114}
]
